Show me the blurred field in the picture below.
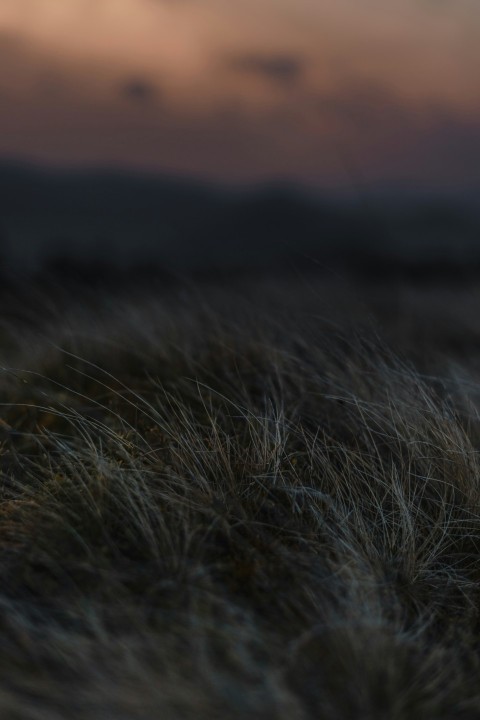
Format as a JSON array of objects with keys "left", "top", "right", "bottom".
[{"left": 2, "top": 275, "right": 480, "bottom": 718}]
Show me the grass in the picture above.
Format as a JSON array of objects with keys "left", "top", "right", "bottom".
[{"left": 1, "top": 276, "right": 480, "bottom": 718}]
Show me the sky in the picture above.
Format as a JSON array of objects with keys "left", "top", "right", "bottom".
[{"left": 0, "top": 0, "right": 479, "bottom": 194}]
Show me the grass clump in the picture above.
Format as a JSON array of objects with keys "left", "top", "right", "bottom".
[{"left": 1, "top": 280, "right": 480, "bottom": 718}]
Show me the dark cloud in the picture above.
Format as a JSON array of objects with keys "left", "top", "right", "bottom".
[
  {"left": 314, "top": 78, "right": 480, "bottom": 192},
  {"left": 317, "top": 80, "right": 411, "bottom": 131},
  {"left": 121, "top": 78, "right": 158, "bottom": 103},
  {"left": 409, "top": 113, "right": 480, "bottom": 181},
  {"left": 227, "top": 53, "right": 305, "bottom": 86},
  {"left": 1, "top": 63, "right": 478, "bottom": 196}
]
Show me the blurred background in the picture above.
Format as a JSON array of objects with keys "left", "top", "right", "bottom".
[{"left": 0, "top": 0, "right": 478, "bottom": 282}]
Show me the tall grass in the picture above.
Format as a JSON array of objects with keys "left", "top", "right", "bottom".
[{"left": 1, "top": 279, "right": 480, "bottom": 718}]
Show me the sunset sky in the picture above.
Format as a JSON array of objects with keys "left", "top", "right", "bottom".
[{"left": 0, "top": 0, "right": 479, "bottom": 194}]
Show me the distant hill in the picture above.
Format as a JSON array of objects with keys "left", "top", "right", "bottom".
[{"left": 0, "top": 161, "right": 478, "bottom": 280}]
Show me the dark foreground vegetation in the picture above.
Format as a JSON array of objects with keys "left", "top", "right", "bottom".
[{"left": 2, "top": 276, "right": 480, "bottom": 718}]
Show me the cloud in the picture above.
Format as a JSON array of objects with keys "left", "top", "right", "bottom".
[
  {"left": 121, "top": 78, "right": 158, "bottom": 103},
  {"left": 227, "top": 53, "right": 305, "bottom": 86},
  {"left": 313, "top": 78, "right": 480, "bottom": 191},
  {"left": 316, "top": 80, "right": 412, "bottom": 132}
]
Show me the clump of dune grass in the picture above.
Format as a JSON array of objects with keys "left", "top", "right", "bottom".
[{"left": 1, "top": 279, "right": 480, "bottom": 719}]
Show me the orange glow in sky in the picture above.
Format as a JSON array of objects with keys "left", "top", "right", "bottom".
[{"left": 0, "top": 0, "right": 478, "bottom": 190}]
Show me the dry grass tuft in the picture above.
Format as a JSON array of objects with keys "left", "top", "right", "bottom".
[{"left": 1, "top": 279, "right": 480, "bottom": 718}]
